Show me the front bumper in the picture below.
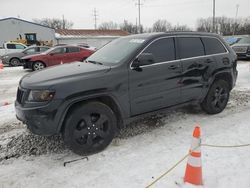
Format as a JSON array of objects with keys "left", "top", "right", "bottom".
[
  {"left": 22, "top": 60, "right": 33, "bottom": 69},
  {"left": 15, "top": 99, "right": 64, "bottom": 136}
]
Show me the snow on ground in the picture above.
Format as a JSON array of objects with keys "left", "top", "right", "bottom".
[{"left": 0, "top": 61, "right": 250, "bottom": 188}]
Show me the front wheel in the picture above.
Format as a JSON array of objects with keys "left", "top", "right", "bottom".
[
  {"left": 63, "top": 102, "right": 117, "bottom": 155},
  {"left": 32, "top": 61, "right": 45, "bottom": 71},
  {"left": 10, "top": 58, "right": 21, "bottom": 67},
  {"left": 201, "top": 80, "right": 230, "bottom": 114}
]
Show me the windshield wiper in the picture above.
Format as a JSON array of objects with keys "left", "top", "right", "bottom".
[{"left": 86, "top": 60, "right": 103, "bottom": 65}]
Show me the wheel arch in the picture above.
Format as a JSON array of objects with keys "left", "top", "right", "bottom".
[
  {"left": 59, "top": 95, "right": 125, "bottom": 133},
  {"left": 213, "top": 72, "right": 233, "bottom": 90}
]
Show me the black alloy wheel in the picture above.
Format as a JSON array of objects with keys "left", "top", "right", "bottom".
[
  {"left": 201, "top": 80, "right": 230, "bottom": 114},
  {"left": 63, "top": 102, "right": 117, "bottom": 155}
]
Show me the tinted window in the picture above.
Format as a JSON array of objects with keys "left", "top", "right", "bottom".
[
  {"left": 39, "top": 47, "right": 50, "bottom": 52},
  {"left": 25, "top": 47, "right": 36, "bottom": 54},
  {"left": 68, "top": 47, "right": 80, "bottom": 53},
  {"left": 15, "top": 44, "right": 26, "bottom": 49},
  {"left": 143, "top": 38, "right": 175, "bottom": 63},
  {"left": 51, "top": 47, "right": 66, "bottom": 54},
  {"left": 202, "top": 37, "right": 227, "bottom": 55},
  {"left": 6, "top": 44, "right": 16, "bottom": 49},
  {"left": 178, "top": 37, "right": 205, "bottom": 59}
]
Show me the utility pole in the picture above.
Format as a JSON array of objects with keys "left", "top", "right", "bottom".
[
  {"left": 212, "top": 0, "right": 215, "bottom": 33},
  {"left": 233, "top": 4, "right": 239, "bottom": 35},
  {"left": 135, "top": 0, "right": 143, "bottom": 33},
  {"left": 93, "top": 8, "right": 98, "bottom": 30},
  {"left": 62, "top": 15, "right": 65, "bottom": 29}
]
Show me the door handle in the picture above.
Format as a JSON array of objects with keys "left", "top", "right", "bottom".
[{"left": 168, "top": 64, "right": 180, "bottom": 70}]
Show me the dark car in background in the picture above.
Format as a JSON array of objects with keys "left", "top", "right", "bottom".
[
  {"left": 232, "top": 36, "right": 250, "bottom": 59},
  {"left": 15, "top": 32, "right": 237, "bottom": 155},
  {"left": 22, "top": 45, "right": 95, "bottom": 71},
  {"left": 0, "top": 46, "right": 50, "bottom": 66}
]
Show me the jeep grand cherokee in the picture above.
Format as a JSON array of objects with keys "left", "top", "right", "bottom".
[{"left": 15, "top": 32, "right": 238, "bottom": 155}]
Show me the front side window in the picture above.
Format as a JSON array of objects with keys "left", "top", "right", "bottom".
[
  {"left": 202, "top": 37, "right": 226, "bottom": 55},
  {"left": 24, "top": 47, "right": 36, "bottom": 54},
  {"left": 15, "top": 44, "right": 26, "bottom": 49},
  {"left": 178, "top": 37, "right": 205, "bottom": 59},
  {"left": 50, "top": 47, "right": 66, "bottom": 54},
  {"left": 67, "top": 47, "right": 80, "bottom": 53},
  {"left": 39, "top": 47, "right": 50, "bottom": 52},
  {"left": 143, "top": 38, "right": 175, "bottom": 63}
]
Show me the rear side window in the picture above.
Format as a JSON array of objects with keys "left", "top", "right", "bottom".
[
  {"left": 68, "top": 47, "right": 80, "bottom": 53},
  {"left": 143, "top": 38, "right": 175, "bottom": 63},
  {"left": 202, "top": 37, "right": 227, "bottom": 55},
  {"left": 6, "top": 44, "right": 16, "bottom": 49},
  {"left": 15, "top": 44, "right": 26, "bottom": 49},
  {"left": 177, "top": 37, "right": 205, "bottom": 59}
]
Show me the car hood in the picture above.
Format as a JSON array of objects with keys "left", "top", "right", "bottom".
[
  {"left": 2, "top": 52, "right": 23, "bottom": 57},
  {"left": 20, "top": 61, "right": 111, "bottom": 89},
  {"left": 232, "top": 43, "right": 250, "bottom": 47},
  {"left": 21, "top": 53, "right": 45, "bottom": 59}
]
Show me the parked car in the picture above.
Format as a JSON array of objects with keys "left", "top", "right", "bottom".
[
  {"left": 223, "top": 36, "right": 242, "bottom": 46},
  {"left": 22, "top": 45, "right": 95, "bottom": 71},
  {"left": 0, "top": 46, "right": 50, "bottom": 66},
  {"left": 0, "top": 42, "right": 27, "bottom": 56},
  {"left": 232, "top": 36, "right": 250, "bottom": 59},
  {"left": 15, "top": 32, "right": 237, "bottom": 155}
]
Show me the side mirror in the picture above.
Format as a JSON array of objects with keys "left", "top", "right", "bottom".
[
  {"left": 49, "top": 53, "right": 55, "bottom": 56},
  {"left": 132, "top": 53, "right": 155, "bottom": 68}
]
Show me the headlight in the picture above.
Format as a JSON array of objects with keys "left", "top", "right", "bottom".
[
  {"left": 3, "top": 56, "right": 9, "bottom": 59},
  {"left": 27, "top": 90, "right": 55, "bottom": 102}
]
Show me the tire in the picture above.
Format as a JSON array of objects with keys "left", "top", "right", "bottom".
[
  {"left": 201, "top": 80, "right": 230, "bottom": 114},
  {"left": 32, "top": 61, "right": 45, "bottom": 71},
  {"left": 10, "top": 58, "right": 21, "bottom": 67},
  {"left": 63, "top": 102, "right": 117, "bottom": 155}
]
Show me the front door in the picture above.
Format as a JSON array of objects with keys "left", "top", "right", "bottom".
[
  {"left": 48, "top": 47, "right": 67, "bottom": 66},
  {"left": 129, "top": 37, "right": 182, "bottom": 116}
]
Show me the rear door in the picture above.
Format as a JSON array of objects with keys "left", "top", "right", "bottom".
[
  {"left": 177, "top": 37, "right": 208, "bottom": 102},
  {"left": 129, "top": 37, "right": 182, "bottom": 115},
  {"left": 177, "top": 36, "right": 216, "bottom": 103}
]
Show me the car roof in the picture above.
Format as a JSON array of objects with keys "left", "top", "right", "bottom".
[{"left": 124, "top": 32, "right": 220, "bottom": 41}]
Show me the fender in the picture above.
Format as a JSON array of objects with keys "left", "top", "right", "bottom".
[{"left": 56, "top": 91, "right": 127, "bottom": 133}]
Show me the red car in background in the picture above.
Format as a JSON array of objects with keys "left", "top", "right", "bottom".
[{"left": 22, "top": 45, "right": 95, "bottom": 71}]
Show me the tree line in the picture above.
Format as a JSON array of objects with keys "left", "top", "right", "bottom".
[{"left": 33, "top": 17, "right": 250, "bottom": 35}]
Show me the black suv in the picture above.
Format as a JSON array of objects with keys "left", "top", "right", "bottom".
[{"left": 15, "top": 32, "right": 237, "bottom": 155}]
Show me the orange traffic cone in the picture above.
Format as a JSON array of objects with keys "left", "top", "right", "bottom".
[
  {"left": 0, "top": 62, "right": 3, "bottom": 70},
  {"left": 184, "top": 126, "right": 203, "bottom": 185}
]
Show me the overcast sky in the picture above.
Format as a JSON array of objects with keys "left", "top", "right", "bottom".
[{"left": 0, "top": 0, "right": 249, "bottom": 29}]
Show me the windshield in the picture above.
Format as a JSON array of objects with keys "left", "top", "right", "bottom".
[
  {"left": 87, "top": 37, "right": 146, "bottom": 65},
  {"left": 237, "top": 37, "right": 250, "bottom": 44}
]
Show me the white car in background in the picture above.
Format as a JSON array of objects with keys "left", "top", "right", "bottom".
[{"left": 0, "top": 42, "right": 27, "bottom": 57}]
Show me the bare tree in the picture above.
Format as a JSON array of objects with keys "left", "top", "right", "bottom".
[
  {"left": 152, "top": 19, "right": 172, "bottom": 32},
  {"left": 120, "top": 20, "right": 138, "bottom": 34},
  {"left": 33, "top": 18, "right": 73, "bottom": 29},
  {"left": 171, "top": 24, "right": 192, "bottom": 31},
  {"left": 196, "top": 16, "right": 250, "bottom": 35},
  {"left": 98, "top": 21, "right": 118, "bottom": 30}
]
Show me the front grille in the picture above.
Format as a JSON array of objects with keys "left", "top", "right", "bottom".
[
  {"left": 17, "top": 87, "right": 25, "bottom": 104},
  {"left": 233, "top": 46, "right": 248, "bottom": 53}
]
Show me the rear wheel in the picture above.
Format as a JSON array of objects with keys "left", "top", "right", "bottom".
[
  {"left": 201, "top": 80, "right": 230, "bottom": 114},
  {"left": 63, "top": 102, "right": 117, "bottom": 155},
  {"left": 32, "top": 61, "right": 45, "bottom": 71},
  {"left": 10, "top": 58, "right": 21, "bottom": 67}
]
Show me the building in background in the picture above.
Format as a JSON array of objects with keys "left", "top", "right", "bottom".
[
  {"left": 0, "top": 17, "right": 55, "bottom": 46},
  {"left": 55, "top": 29, "right": 129, "bottom": 49}
]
